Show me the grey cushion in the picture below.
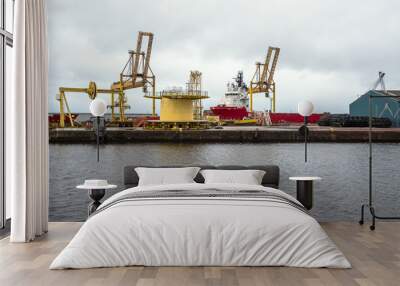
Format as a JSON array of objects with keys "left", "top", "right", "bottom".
[{"left": 124, "top": 165, "right": 279, "bottom": 188}]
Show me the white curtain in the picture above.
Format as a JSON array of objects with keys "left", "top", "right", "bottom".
[{"left": 7, "top": 0, "right": 49, "bottom": 242}]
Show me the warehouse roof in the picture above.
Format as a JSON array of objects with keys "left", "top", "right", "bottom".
[{"left": 372, "top": 90, "right": 400, "bottom": 100}]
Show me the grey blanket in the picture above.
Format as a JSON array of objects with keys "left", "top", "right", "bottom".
[{"left": 91, "top": 188, "right": 308, "bottom": 217}]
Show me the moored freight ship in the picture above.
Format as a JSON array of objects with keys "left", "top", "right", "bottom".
[{"left": 211, "top": 71, "right": 250, "bottom": 120}]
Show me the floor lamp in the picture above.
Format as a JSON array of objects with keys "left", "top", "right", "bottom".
[
  {"left": 359, "top": 93, "right": 400, "bottom": 230},
  {"left": 298, "top": 101, "right": 314, "bottom": 162},
  {"left": 89, "top": 98, "right": 106, "bottom": 162}
]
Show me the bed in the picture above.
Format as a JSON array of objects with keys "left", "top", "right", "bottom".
[{"left": 50, "top": 165, "right": 350, "bottom": 269}]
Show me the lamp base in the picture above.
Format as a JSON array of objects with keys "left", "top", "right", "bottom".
[
  {"left": 298, "top": 125, "right": 309, "bottom": 136},
  {"left": 359, "top": 203, "right": 400, "bottom": 231}
]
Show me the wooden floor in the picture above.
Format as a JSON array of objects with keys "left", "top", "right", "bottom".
[{"left": 0, "top": 222, "right": 399, "bottom": 286}]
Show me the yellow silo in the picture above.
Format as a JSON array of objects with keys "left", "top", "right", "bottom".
[
  {"left": 160, "top": 97, "right": 194, "bottom": 121},
  {"left": 144, "top": 71, "right": 209, "bottom": 129}
]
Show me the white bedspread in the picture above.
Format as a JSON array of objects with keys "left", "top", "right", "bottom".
[{"left": 50, "top": 183, "right": 351, "bottom": 269}]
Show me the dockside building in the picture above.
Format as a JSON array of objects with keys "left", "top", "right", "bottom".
[{"left": 349, "top": 90, "right": 400, "bottom": 127}]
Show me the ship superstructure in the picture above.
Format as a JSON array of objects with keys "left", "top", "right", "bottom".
[
  {"left": 225, "top": 71, "right": 249, "bottom": 109},
  {"left": 211, "top": 71, "right": 250, "bottom": 120}
]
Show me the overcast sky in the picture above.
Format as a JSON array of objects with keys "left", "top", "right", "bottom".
[{"left": 47, "top": 0, "right": 400, "bottom": 114}]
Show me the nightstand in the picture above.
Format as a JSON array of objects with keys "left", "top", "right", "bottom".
[
  {"left": 289, "top": 177, "right": 321, "bottom": 210},
  {"left": 77, "top": 180, "right": 117, "bottom": 216}
]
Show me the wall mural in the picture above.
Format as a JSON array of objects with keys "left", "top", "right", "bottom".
[{"left": 47, "top": 1, "right": 400, "bottom": 224}]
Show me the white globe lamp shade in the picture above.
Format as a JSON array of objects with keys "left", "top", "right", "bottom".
[
  {"left": 90, "top": 98, "right": 107, "bottom": 117},
  {"left": 298, "top": 101, "right": 314, "bottom": 117}
]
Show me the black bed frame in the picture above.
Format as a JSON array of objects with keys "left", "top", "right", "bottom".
[{"left": 123, "top": 165, "right": 280, "bottom": 189}]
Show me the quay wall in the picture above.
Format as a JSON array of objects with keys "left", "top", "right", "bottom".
[{"left": 49, "top": 127, "right": 400, "bottom": 143}]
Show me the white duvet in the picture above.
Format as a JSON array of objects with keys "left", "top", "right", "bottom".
[{"left": 50, "top": 183, "right": 351, "bottom": 269}]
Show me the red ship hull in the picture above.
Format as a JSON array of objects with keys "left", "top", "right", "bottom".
[
  {"left": 269, "top": 113, "right": 322, "bottom": 124},
  {"left": 48, "top": 113, "right": 78, "bottom": 124},
  {"left": 210, "top": 106, "right": 248, "bottom": 120}
]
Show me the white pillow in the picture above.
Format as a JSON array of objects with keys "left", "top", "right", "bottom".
[
  {"left": 200, "top": 169, "right": 266, "bottom": 185},
  {"left": 135, "top": 167, "right": 201, "bottom": 186}
]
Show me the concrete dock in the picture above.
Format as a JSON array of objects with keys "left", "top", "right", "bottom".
[{"left": 49, "top": 126, "right": 400, "bottom": 143}]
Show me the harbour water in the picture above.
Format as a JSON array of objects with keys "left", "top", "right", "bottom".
[{"left": 50, "top": 143, "right": 400, "bottom": 222}]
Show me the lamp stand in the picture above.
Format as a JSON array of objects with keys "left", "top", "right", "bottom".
[
  {"left": 304, "top": 116, "right": 308, "bottom": 162},
  {"left": 96, "top": 116, "right": 100, "bottom": 162},
  {"left": 359, "top": 94, "right": 400, "bottom": 230}
]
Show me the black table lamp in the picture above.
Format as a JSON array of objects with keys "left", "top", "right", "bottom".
[
  {"left": 298, "top": 101, "right": 314, "bottom": 162},
  {"left": 89, "top": 98, "right": 107, "bottom": 162}
]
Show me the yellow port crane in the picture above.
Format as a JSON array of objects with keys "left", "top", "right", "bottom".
[
  {"left": 57, "top": 31, "right": 156, "bottom": 128},
  {"left": 112, "top": 31, "right": 156, "bottom": 116},
  {"left": 249, "top": 46, "right": 280, "bottom": 113},
  {"left": 57, "top": 82, "right": 124, "bottom": 128}
]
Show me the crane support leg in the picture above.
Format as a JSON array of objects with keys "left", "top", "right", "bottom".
[
  {"left": 111, "top": 91, "right": 115, "bottom": 122},
  {"left": 249, "top": 87, "right": 253, "bottom": 113},
  {"left": 272, "top": 84, "right": 276, "bottom": 112},
  {"left": 60, "top": 92, "right": 65, "bottom": 128},
  {"left": 63, "top": 94, "right": 74, "bottom": 127},
  {"left": 152, "top": 81, "right": 156, "bottom": 116},
  {"left": 119, "top": 90, "right": 125, "bottom": 122}
]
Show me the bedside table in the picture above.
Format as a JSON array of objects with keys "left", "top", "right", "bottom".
[
  {"left": 77, "top": 180, "right": 117, "bottom": 216},
  {"left": 289, "top": 177, "right": 321, "bottom": 210}
]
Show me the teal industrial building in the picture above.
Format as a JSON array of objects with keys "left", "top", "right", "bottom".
[{"left": 349, "top": 90, "right": 400, "bottom": 127}]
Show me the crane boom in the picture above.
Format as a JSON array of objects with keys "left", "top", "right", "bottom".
[
  {"left": 111, "top": 31, "right": 156, "bottom": 115},
  {"left": 143, "top": 33, "right": 153, "bottom": 80},
  {"left": 111, "top": 31, "right": 155, "bottom": 92},
  {"left": 260, "top": 48, "right": 272, "bottom": 84},
  {"left": 249, "top": 46, "right": 280, "bottom": 112},
  {"left": 131, "top": 33, "right": 143, "bottom": 86},
  {"left": 372, "top": 71, "right": 386, "bottom": 91},
  {"left": 267, "top": 48, "right": 280, "bottom": 86}
]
